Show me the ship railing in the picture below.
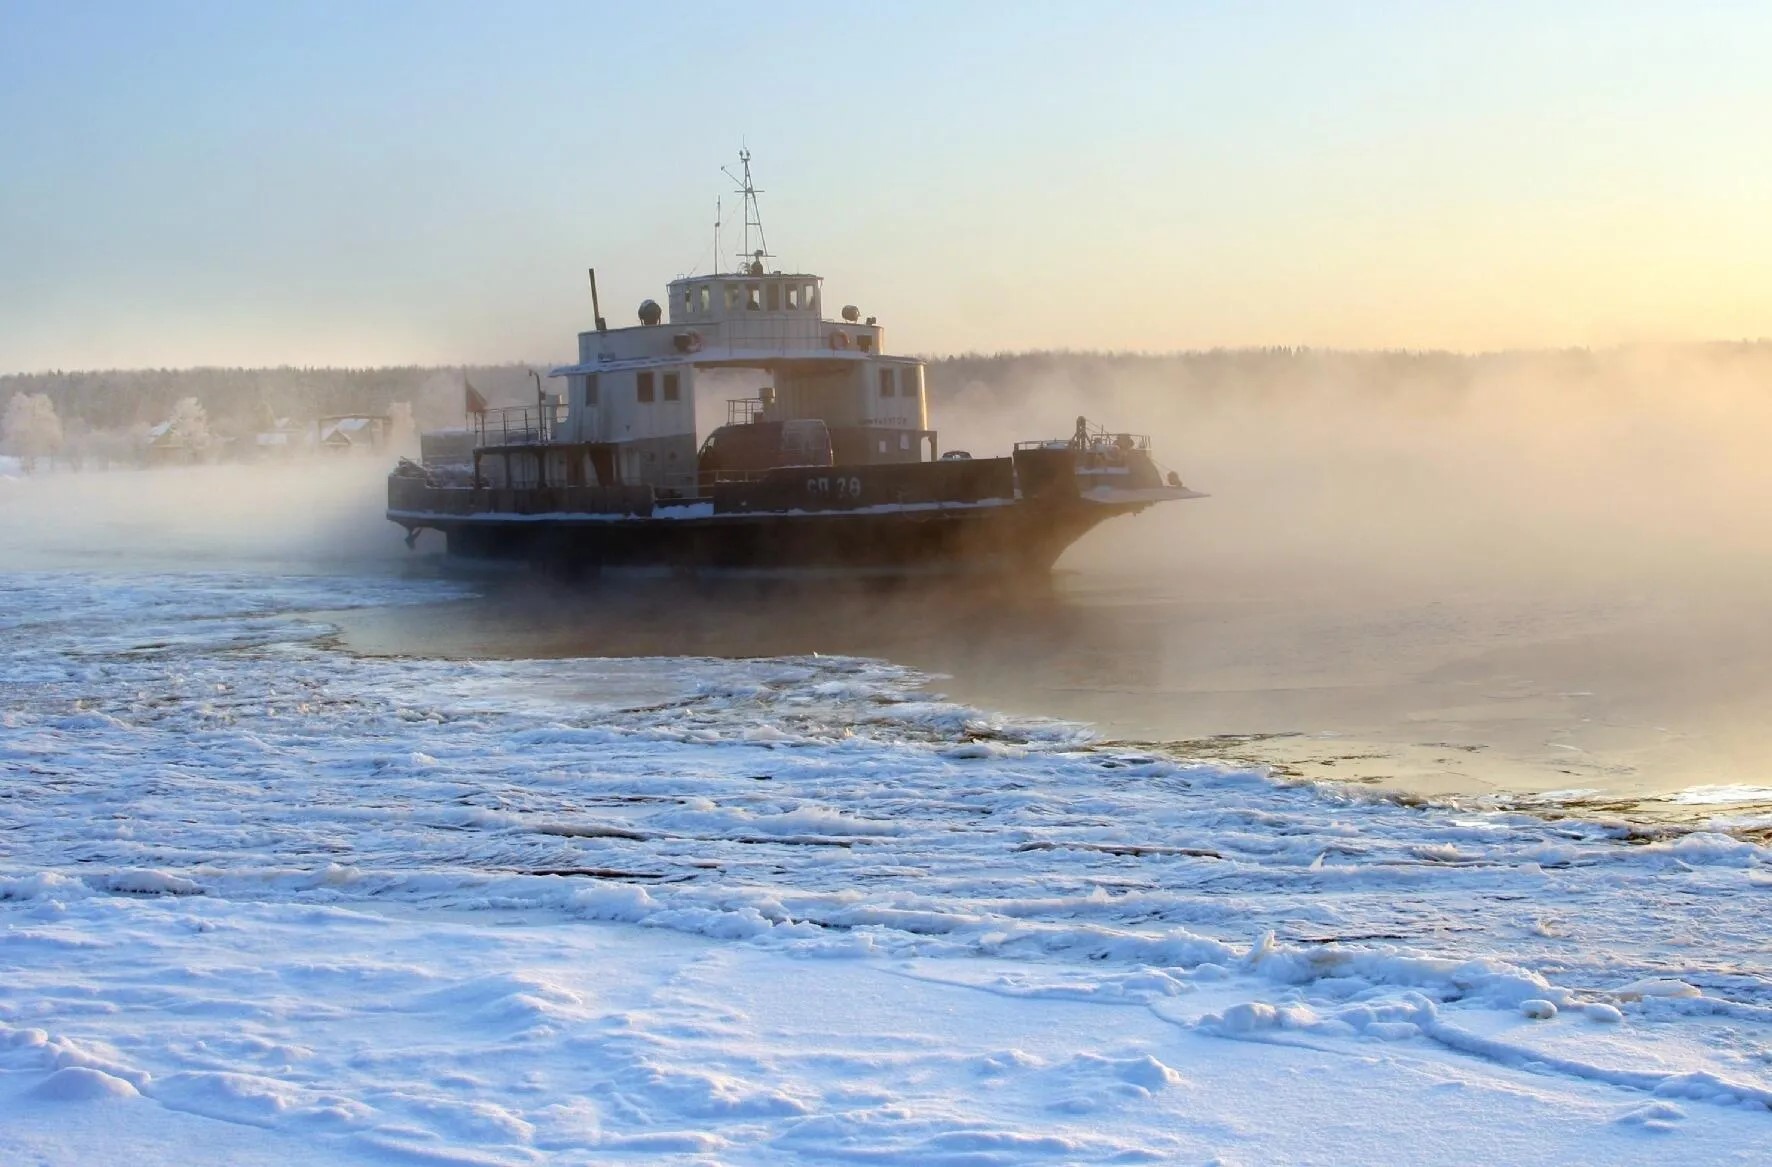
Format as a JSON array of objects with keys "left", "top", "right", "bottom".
[
  {"left": 1012, "top": 436, "right": 1153, "bottom": 452},
  {"left": 1014, "top": 424, "right": 1151, "bottom": 455},
  {"left": 472, "top": 403, "right": 565, "bottom": 448}
]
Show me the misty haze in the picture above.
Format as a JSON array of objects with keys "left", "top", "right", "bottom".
[
  {"left": 6, "top": 5, "right": 1772, "bottom": 1165},
  {"left": 10, "top": 345, "right": 1769, "bottom": 807}
]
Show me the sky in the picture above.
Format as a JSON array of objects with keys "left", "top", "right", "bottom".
[{"left": 2, "top": 0, "right": 1769, "bottom": 370}]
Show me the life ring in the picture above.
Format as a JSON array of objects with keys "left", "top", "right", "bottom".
[{"left": 829, "top": 330, "right": 851, "bottom": 350}]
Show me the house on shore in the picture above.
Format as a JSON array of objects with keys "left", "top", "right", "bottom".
[{"left": 318, "top": 415, "right": 391, "bottom": 454}]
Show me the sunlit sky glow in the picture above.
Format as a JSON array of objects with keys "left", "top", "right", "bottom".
[{"left": 3, "top": 0, "right": 1769, "bottom": 370}]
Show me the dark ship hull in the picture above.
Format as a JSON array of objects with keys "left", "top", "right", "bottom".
[{"left": 389, "top": 448, "right": 1196, "bottom": 577}]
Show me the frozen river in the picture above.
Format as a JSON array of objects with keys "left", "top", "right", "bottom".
[{"left": 2, "top": 464, "right": 1770, "bottom": 1163}]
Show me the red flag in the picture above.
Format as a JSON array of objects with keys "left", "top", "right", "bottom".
[{"left": 465, "top": 380, "right": 489, "bottom": 415}]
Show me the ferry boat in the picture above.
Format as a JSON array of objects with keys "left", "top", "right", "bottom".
[{"left": 387, "top": 153, "right": 1202, "bottom": 575}]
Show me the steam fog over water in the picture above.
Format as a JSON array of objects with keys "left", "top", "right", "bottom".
[
  {"left": 6, "top": 346, "right": 1770, "bottom": 820},
  {"left": 9, "top": 348, "right": 1772, "bottom": 1162}
]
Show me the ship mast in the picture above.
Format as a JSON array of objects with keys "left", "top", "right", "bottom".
[{"left": 721, "top": 148, "right": 771, "bottom": 275}]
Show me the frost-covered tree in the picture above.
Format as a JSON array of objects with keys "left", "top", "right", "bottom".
[
  {"left": 2, "top": 392, "right": 64, "bottom": 472},
  {"left": 165, "top": 396, "right": 210, "bottom": 449}
]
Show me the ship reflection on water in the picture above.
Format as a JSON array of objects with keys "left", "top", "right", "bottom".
[{"left": 346, "top": 569, "right": 1169, "bottom": 698}]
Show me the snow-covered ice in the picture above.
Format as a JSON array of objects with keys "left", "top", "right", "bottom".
[{"left": 2, "top": 569, "right": 1769, "bottom": 1163}]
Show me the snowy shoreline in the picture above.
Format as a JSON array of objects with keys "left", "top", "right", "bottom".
[{"left": 3, "top": 569, "right": 1770, "bottom": 1163}]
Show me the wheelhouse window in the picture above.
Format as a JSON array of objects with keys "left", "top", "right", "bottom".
[
  {"left": 663, "top": 372, "right": 680, "bottom": 402},
  {"left": 636, "top": 372, "right": 655, "bottom": 403},
  {"left": 878, "top": 368, "right": 895, "bottom": 397},
  {"left": 725, "top": 284, "right": 740, "bottom": 311},
  {"left": 681, "top": 288, "right": 692, "bottom": 316},
  {"left": 699, "top": 285, "right": 711, "bottom": 312},
  {"left": 786, "top": 284, "right": 800, "bottom": 310},
  {"left": 746, "top": 283, "right": 761, "bottom": 310},
  {"left": 583, "top": 374, "right": 598, "bottom": 406},
  {"left": 900, "top": 365, "right": 923, "bottom": 399},
  {"left": 804, "top": 282, "right": 817, "bottom": 313}
]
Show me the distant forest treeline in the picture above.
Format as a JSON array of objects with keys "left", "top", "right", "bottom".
[
  {"left": 925, "top": 341, "right": 1772, "bottom": 408},
  {"left": 0, "top": 364, "right": 550, "bottom": 437},
  {"left": 5, "top": 342, "right": 1770, "bottom": 437}
]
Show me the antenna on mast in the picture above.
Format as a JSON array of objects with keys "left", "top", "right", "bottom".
[
  {"left": 713, "top": 195, "right": 723, "bottom": 275},
  {"left": 720, "top": 147, "right": 770, "bottom": 275}
]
